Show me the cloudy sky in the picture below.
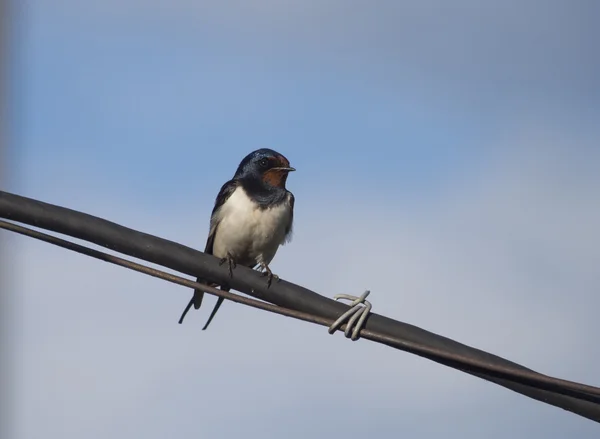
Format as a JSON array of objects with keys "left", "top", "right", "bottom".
[{"left": 4, "top": 1, "right": 600, "bottom": 438}]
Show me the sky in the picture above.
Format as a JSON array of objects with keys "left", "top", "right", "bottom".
[{"left": 3, "top": 0, "right": 600, "bottom": 438}]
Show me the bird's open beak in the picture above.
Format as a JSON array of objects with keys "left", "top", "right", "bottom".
[{"left": 272, "top": 166, "right": 296, "bottom": 172}]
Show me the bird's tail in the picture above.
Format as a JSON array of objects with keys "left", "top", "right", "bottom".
[
  {"left": 178, "top": 277, "right": 207, "bottom": 324},
  {"left": 178, "top": 278, "right": 228, "bottom": 330},
  {"left": 201, "top": 292, "right": 227, "bottom": 330}
]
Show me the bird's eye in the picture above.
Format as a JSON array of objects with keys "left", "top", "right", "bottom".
[{"left": 259, "top": 158, "right": 269, "bottom": 168}]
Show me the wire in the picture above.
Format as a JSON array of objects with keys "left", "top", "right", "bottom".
[
  {"left": 2, "top": 218, "right": 600, "bottom": 408},
  {"left": 1, "top": 190, "right": 600, "bottom": 423},
  {"left": 0, "top": 219, "right": 334, "bottom": 326}
]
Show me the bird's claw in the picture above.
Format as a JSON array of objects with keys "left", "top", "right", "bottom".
[
  {"left": 328, "top": 290, "right": 372, "bottom": 341},
  {"left": 219, "top": 252, "right": 237, "bottom": 278},
  {"left": 260, "top": 264, "right": 279, "bottom": 288}
]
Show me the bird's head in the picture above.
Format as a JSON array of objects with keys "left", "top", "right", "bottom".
[{"left": 234, "top": 148, "right": 295, "bottom": 188}]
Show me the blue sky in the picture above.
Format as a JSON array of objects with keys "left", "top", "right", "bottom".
[
  {"left": 15, "top": 0, "right": 599, "bottom": 205},
  {"left": 5, "top": 1, "right": 600, "bottom": 438}
]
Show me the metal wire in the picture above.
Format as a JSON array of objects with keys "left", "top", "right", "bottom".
[{"left": 2, "top": 218, "right": 600, "bottom": 411}]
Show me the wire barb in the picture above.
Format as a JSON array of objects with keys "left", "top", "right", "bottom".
[{"left": 328, "top": 290, "right": 372, "bottom": 340}]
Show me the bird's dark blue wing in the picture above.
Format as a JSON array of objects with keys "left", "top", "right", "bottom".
[
  {"left": 204, "top": 179, "right": 239, "bottom": 255},
  {"left": 178, "top": 179, "right": 239, "bottom": 324}
]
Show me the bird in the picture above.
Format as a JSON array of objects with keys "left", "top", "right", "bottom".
[{"left": 178, "top": 148, "right": 296, "bottom": 330}]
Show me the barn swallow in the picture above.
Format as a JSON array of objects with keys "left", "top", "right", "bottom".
[{"left": 178, "top": 148, "right": 296, "bottom": 329}]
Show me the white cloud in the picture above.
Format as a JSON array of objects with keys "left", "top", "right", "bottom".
[{"left": 8, "top": 127, "right": 600, "bottom": 438}]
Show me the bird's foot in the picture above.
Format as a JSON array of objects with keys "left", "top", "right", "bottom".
[
  {"left": 219, "top": 252, "right": 237, "bottom": 278},
  {"left": 328, "top": 290, "right": 372, "bottom": 341},
  {"left": 260, "top": 264, "right": 279, "bottom": 288}
]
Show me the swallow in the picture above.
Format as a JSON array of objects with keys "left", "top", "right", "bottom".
[{"left": 178, "top": 148, "right": 296, "bottom": 329}]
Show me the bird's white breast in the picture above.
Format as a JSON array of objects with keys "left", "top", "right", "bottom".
[{"left": 211, "top": 186, "right": 292, "bottom": 267}]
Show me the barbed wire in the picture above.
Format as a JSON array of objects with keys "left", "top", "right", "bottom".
[{"left": 1, "top": 190, "right": 599, "bottom": 423}]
